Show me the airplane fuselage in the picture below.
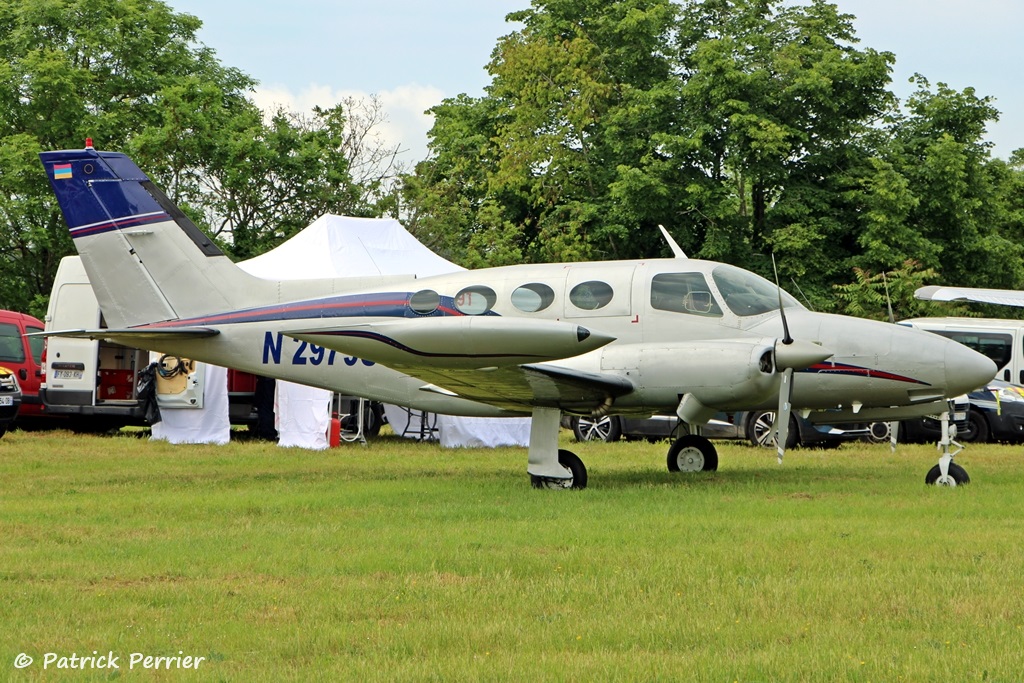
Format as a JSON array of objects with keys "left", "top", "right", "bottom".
[{"left": 113, "top": 257, "right": 992, "bottom": 421}]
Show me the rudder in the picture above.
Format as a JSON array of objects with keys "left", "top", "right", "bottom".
[{"left": 40, "top": 143, "right": 269, "bottom": 327}]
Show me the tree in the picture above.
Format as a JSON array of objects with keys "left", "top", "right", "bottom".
[
  {"left": 0, "top": 0, "right": 254, "bottom": 315},
  {"left": 0, "top": 0, "right": 401, "bottom": 314},
  {"left": 408, "top": 0, "right": 685, "bottom": 265},
  {"left": 407, "top": 0, "right": 896, "bottom": 282}
]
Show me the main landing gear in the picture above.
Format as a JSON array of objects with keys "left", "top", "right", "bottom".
[{"left": 528, "top": 408, "right": 588, "bottom": 490}]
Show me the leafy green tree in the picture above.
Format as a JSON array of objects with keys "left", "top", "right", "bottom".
[
  {"left": 409, "top": 0, "right": 685, "bottom": 265},
  {"left": 833, "top": 260, "right": 969, "bottom": 321},
  {"left": 408, "top": 0, "right": 896, "bottom": 282},
  {"left": 0, "top": 1, "right": 399, "bottom": 314},
  {"left": 0, "top": 0, "right": 254, "bottom": 315}
]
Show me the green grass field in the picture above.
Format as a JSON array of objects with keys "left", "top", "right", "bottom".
[{"left": 1, "top": 428, "right": 1022, "bottom": 681}]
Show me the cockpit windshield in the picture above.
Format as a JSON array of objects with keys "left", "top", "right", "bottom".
[{"left": 712, "top": 264, "right": 803, "bottom": 317}]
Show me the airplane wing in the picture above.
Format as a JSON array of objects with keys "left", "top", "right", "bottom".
[
  {"left": 36, "top": 327, "right": 220, "bottom": 341},
  {"left": 915, "top": 285, "right": 1024, "bottom": 308},
  {"left": 411, "top": 363, "right": 635, "bottom": 412},
  {"left": 288, "top": 317, "right": 632, "bottom": 412}
]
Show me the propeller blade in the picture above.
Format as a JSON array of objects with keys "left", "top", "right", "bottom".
[
  {"left": 771, "top": 254, "right": 793, "bottom": 344},
  {"left": 774, "top": 367, "right": 794, "bottom": 464}
]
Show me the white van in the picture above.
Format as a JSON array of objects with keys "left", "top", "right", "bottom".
[
  {"left": 42, "top": 256, "right": 222, "bottom": 430},
  {"left": 900, "top": 317, "right": 1024, "bottom": 385}
]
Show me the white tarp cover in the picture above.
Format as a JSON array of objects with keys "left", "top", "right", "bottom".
[
  {"left": 150, "top": 363, "right": 230, "bottom": 445},
  {"left": 437, "top": 415, "right": 532, "bottom": 448},
  {"left": 238, "top": 215, "right": 530, "bottom": 448},
  {"left": 275, "top": 382, "right": 332, "bottom": 450}
]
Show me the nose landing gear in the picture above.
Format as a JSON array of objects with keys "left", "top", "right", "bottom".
[{"left": 925, "top": 409, "right": 970, "bottom": 486}]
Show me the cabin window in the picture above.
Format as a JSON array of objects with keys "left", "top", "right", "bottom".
[
  {"left": 650, "top": 273, "right": 723, "bottom": 317},
  {"left": 409, "top": 289, "right": 440, "bottom": 315},
  {"left": 511, "top": 283, "right": 555, "bottom": 312},
  {"left": 455, "top": 285, "right": 497, "bottom": 315},
  {"left": 569, "top": 281, "right": 613, "bottom": 311}
]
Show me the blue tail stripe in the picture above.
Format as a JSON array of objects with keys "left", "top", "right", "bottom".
[{"left": 39, "top": 149, "right": 162, "bottom": 232}]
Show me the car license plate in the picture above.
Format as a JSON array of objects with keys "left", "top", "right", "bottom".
[
  {"left": 0, "top": 396, "right": 12, "bottom": 406},
  {"left": 54, "top": 370, "right": 83, "bottom": 380}
]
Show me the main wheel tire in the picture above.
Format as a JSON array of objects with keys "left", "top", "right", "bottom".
[
  {"left": 747, "top": 410, "right": 799, "bottom": 449},
  {"left": 959, "top": 410, "right": 989, "bottom": 443},
  {"left": 666, "top": 435, "right": 719, "bottom": 472},
  {"left": 925, "top": 462, "right": 971, "bottom": 486},
  {"left": 530, "top": 449, "right": 588, "bottom": 490},
  {"left": 572, "top": 415, "right": 621, "bottom": 442}
]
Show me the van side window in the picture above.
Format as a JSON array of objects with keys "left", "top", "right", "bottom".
[
  {"left": 933, "top": 330, "right": 1012, "bottom": 368},
  {"left": 27, "top": 326, "right": 44, "bottom": 364},
  {"left": 0, "top": 323, "right": 25, "bottom": 362},
  {"left": 651, "top": 273, "right": 723, "bottom": 317}
]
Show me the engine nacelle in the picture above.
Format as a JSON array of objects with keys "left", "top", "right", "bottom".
[{"left": 600, "top": 339, "right": 780, "bottom": 412}]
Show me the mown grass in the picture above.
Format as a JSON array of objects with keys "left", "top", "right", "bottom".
[{"left": 1, "top": 428, "right": 1022, "bottom": 681}]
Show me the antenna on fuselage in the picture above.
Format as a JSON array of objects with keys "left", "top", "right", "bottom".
[
  {"left": 658, "top": 225, "right": 687, "bottom": 259},
  {"left": 882, "top": 271, "right": 896, "bottom": 324}
]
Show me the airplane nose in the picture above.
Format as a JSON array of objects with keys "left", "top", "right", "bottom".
[{"left": 944, "top": 341, "right": 997, "bottom": 396}]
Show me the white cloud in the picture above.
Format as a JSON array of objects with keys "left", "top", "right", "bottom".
[{"left": 250, "top": 82, "right": 446, "bottom": 165}]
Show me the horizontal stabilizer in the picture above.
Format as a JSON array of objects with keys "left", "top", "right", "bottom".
[{"left": 37, "top": 326, "right": 220, "bottom": 342}]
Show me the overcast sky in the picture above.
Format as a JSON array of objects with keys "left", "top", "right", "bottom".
[{"left": 166, "top": 0, "right": 1024, "bottom": 165}]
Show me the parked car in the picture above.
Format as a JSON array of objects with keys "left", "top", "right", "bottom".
[
  {"left": 567, "top": 410, "right": 868, "bottom": 448},
  {"left": 0, "top": 309, "right": 45, "bottom": 425},
  {"left": 0, "top": 366, "right": 22, "bottom": 438},
  {"left": 962, "top": 381, "right": 1024, "bottom": 442},
  {"left": 882, "top": 383, "right": 1024, "bottom": 444}
]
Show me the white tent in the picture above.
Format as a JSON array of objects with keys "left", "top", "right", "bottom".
[
  {"left": 238, "top": 215, "right": 531, "bottom": 448},
  {"left": 239, "top": 215, "right": 461, "bottom": 279}
]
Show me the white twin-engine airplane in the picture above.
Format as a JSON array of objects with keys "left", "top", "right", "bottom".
[{"left": 39, "top": 144, "right": 996, "bottom": 488}]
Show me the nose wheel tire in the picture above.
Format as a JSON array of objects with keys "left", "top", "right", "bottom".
[
  {"left": 531, "top": 449, "right": 588, "bottom": 490},
  {"left": 925, "top": 462, "right": 970, "bottom": 486},
  {"left": 667, "top": 435, "right": 719, "bottom": 473}
]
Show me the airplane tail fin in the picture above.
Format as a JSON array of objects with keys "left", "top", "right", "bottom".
[{"left": 40, "top": 143, "right": 274, "bottom": 328}]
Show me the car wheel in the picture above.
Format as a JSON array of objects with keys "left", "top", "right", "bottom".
[
  {"left": 865, "top": 421, "right": 893, "bottom": 444},
  {"left": 572, "top": 415, "right": 621, "bottom": 442},
  {"left": 746, "top": 410, "right": 798, "bottom": 449},
  {"left": 959, "top": 410, "right": 989, "bottom": 443}
]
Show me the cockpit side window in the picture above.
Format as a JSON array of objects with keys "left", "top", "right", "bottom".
[
  {"left": 712, "top": 264, "right": 801, "bottom": 317},
  {"left": 650, "top": 273, "right": 723, "bottom": 317}
]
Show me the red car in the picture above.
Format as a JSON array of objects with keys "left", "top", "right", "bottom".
[{"left": 0, "top": 310, "right": 44, "bottom": 426}]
